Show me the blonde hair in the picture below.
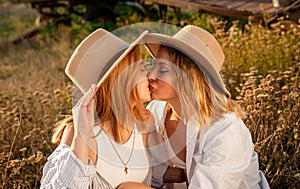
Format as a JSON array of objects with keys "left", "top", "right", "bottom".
[
  {"left": 160, "top": 45, "right": 245, "bottom": 128},
  {"left": 52, "top": 45, "right": 148, "bottom": 143}
]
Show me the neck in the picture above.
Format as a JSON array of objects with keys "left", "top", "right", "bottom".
[
  {"left": 167, "top": 98, "right": 181, "bottom": 121},
  {"left": 102, "top": 121, "right": 133, "bottom": 144}
]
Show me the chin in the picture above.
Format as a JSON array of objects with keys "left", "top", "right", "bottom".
[
  {"left": 140, "top": 96, "right": 151, "bottom": 103},
  {"left": 150, "top": 95, "right": 159, "bottom": 100}
]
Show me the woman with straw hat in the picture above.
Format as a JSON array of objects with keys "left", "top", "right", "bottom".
[
  {"left": 40, "top": 28, "right": 154, "bottom": 189},
  {"left": 144, "top": 25, "right": 270, "bottom": 189}
]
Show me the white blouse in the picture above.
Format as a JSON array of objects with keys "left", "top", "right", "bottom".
[{"left": 147, "top": 100, "right": 270, "bottom": 189}]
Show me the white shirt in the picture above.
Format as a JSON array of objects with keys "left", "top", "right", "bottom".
[{"left": 147, "top": 100, "right": 270, "bottom": 189}]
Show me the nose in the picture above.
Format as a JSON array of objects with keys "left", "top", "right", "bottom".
[{"left": 147, "top": 68, "right": 157, "bottom": 82}]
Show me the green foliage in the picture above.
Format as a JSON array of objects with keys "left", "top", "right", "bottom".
[
  {"left": 39, "top": 22, "right": 57, "bottom": 37},
  {"left": 115, "top": 3, "right": 147, "bottom": 26},
  {"left": 0, "top": 20, "right": 15, "bottom": 39}
]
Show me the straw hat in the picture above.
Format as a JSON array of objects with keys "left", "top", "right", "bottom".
[
  {"left": 143, "top": 25, "right": 226, "bottom": 93},
  {"left": 65, "top": 28, "right": 148, "bottom": 93}
]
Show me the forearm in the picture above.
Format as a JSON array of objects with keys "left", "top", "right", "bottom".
[
  {"left": 41, "top": 144, "right": 96, "bottom": 189},
  {"left": 71, "top": 133, "right": 90, "bottom": 164},
  {"left": 117, "top": 182, "right": 153, "bottom": 189},
  {"left": 163, "top": 167, "right": 187, "bottom": 183}
]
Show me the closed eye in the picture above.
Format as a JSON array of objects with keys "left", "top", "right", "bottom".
[{"left": 157, "top": 61, "right": 169, "bottom": 73}]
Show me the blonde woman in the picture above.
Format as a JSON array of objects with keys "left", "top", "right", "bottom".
[
  {"left": 144, "top": 25, "right": 270, "bottom": 189},
  {"left": 40, "top": 29, "right": 154, "bottom": 189}
]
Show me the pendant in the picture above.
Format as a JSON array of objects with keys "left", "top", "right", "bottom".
[{"left": 124, "top": 166, "right": 128, "bottom": 174}]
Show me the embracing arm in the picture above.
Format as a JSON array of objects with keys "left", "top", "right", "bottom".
[
  {"left": 117, "top": 182, "right": 153, "bottom": 189},
  {"left": 163, "top": 166, "right": 187, "bottom": 183}
]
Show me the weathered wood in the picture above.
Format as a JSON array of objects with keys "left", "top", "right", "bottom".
[
  {"left": 143, "top": 0, "right": 300, "bottom": 24},
  {"left": 10, "top": 0, "right": 300, "bottom": 24}
]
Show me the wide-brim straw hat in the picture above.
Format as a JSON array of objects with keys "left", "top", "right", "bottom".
[
  {"left": 65, "top": 28, "right": 148, "bottom": 93},
  {"left": 143, "top": 25, "right": 226, "bottom": 93}
]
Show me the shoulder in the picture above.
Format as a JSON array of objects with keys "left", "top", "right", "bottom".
[
  {"left": 201, "top": 112, "right": 253, "bottom": 152},
  {"left": 208, "top": 112, "right": 250, "bottom": 136},
  {"left": 221, "top": 112, "right": 250, "bottom": 136}
]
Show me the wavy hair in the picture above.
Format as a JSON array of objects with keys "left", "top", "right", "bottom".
[
  {"left": 52, "top": 45, "right": 148, "bottom": 143},
  {"left": 160, "top": 45, "right": 245, "bottom": 128}
]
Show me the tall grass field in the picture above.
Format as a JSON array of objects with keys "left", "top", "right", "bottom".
[{"left": 0, "top": 1, "right": 299, "bottom": 188}]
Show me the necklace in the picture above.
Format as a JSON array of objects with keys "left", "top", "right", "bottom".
[{"left": 107, "top": 131, "right": 135, "bottom": 174}]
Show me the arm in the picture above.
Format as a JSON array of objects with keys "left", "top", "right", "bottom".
[
  {"left": 71, "top": 85, "right": 97, "bottom": 165},
  {"left": 40, "top": 85, "right": 104, "bottom": 188},
  {"left": 117, "top": 182, "right": 153, "bottom": 189},
  {"left": 163, "top": 166, "right": 187, "bottom": 183},
  {"left": 40, "top": 144, "right": 100, "bottom": 189},
  {"left": 189, "top": 118, "right": 254, "bottom": 189}
]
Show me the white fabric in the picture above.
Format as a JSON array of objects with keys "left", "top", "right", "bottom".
[
  {"left": 162, "top": 127, "right": 186, "bottom": 169},
  {"left": 147, "top": 100, "right": 270, "bottom": 189},
  {"left": 95, "top": 127, "right": 150, "bottom": 188},
  {"left": 40, "top": 144, "right": 113, "bottom": 189},
  {"left": 40, "top": 126, "right": 151, "bottom": 188}
]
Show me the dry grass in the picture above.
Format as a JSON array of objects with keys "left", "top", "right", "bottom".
[
  {"left": 0, "top": 1, "right": 299, "bottom": 188},
  {"left": 0, "top": 26, "right": 73, "bottom": 188}
]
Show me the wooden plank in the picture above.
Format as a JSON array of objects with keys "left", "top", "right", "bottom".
[
  {"left": 194, "top": 0, "right": 255, "bottom": 12},
  {"left": 236, "top": 2, "right": 271, "bottom": 12},
  {"left": 224, "top": 1, "right": 249, "bottom": 9},
  {"left": 197, "top": 0, "right": 220, "bottom": 5},
  {"left": 202, "top": 0, "right": 237, "bottom": 7},
  {"left": 143, "top": 0, "right": 297, "bottom": 23}
]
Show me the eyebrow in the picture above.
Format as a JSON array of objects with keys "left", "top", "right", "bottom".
[
  {"left": 141, "top": 60, "right": 152, "bottom": 66},
  {"left": 155, "top": 59, "right": 169, "bottom": 66}
]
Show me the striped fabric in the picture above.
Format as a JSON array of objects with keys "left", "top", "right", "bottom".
[{"left": 40, "top": 144, "right": 113, "bottom": 189}]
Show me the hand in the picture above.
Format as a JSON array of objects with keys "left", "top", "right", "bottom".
[
  {"left": 163, "top": 166, "right": 187, "bottom": 183},
  {"left": 72, "top": 84, "right": 96, "bottom": 138}
]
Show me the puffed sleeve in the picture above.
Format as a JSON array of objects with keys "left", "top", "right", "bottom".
[
  {"left": 40, "top": 144, "right": 112, "bottom": 189},
  {"left": 189, "top": 115, "right": 254, "bottom": 189}
]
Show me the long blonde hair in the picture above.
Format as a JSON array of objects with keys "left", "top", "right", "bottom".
[
  {"left": 160, "top": 45, "right": 245, "bottom": 128},
  {"left": 52, "top": 45, "right": 148, "bottom": 143}
]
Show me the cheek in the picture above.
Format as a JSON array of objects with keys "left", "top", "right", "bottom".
[
  {"left": 157, "top": 74, "right": 177, "bottom": 91},
  {"left": 137, "top": 81, "right": 151, "bottom": 101},
  {"left": 157, "top": 81, "right": 177, "bottom": 97},
  {"left": 156, "top": 72, "right": 177, "bottom": 86}
]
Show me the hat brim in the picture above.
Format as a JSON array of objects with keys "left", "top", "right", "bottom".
[
  {"left": 143, "top": 33, "right": 226, "bottom": 94},
  {"left": 65, "top": 29, "right": 149, "bottom": 93},
  {"left": 96, "top": 30, "right": 149, "bottom": 89}
]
